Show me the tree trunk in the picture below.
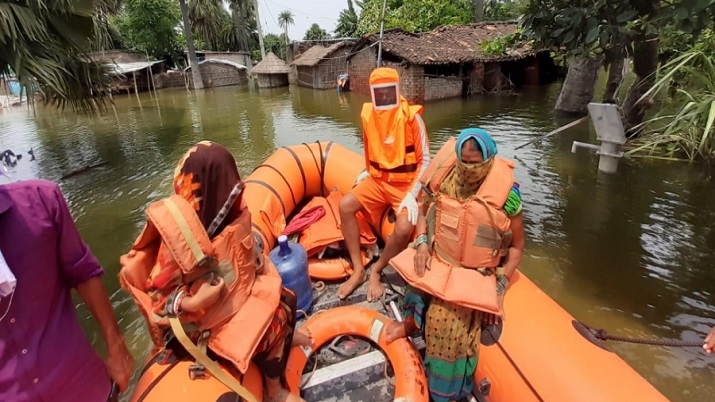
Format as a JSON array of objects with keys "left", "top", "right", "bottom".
[
  {"left": 254, "top": 0, "right": 266, "bottom": 58},
  {"left": 622, "top": 38, "right": 659, "bottom": 136},
  {"left": 555, "top": 55, "right": 603, "bottom": 116},
  {"left": 474, "top": 0, "right": 484, "bottom": 22},
  {"left": 284, "top": 26, "right": 289, "bottom": 60},
  {"left": 602, "top": 46, "right": 625, "bottom": 104},
  {"left": 179, "top": 0, "right": 203, "bottom": 90}
]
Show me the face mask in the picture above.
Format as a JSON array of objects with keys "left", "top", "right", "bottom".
[
  {"left": 370, "top": 83, "right": 399, "bottom": 110},
  {"left": 0, "top": 249, "right": 16, "bottom": 297},
  {"left": 456, "top": 158, "right": 493, "bottom": 188}
]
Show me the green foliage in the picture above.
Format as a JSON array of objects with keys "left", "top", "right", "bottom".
[
  {"left": 304, "top": 23, "right": 330, "bottom": 40},
  {"left": 264, "top": 33, "right": 288, "bottom": 59},
  {"left": 0, "top": 0, "right": 113, "bottom": 112},
  {"left": 116, "top": 0, "right": 183, "bottom": 63},
  {"left": 356, "top": 0, "right": 474, "bottom": 35},
  {"left": 481, "top": 29, "right": 524, "bottom": 56},
  {"left": 631, "top": 31, "right": 715, "bottom": 161},
  {"left": 335, "top": 0, "right": 361, "bottom": 38},
  {"left": 484, "top": 0, "right": 526, "bottom": 21},
  {"left": 520, "top": 0, "right": 715, "bottom": 57}
]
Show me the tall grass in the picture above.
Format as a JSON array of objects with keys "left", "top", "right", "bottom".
[{"left": 628, "top": 31, "right": 715, "bottom": 161}]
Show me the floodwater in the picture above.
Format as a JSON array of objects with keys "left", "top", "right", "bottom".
[{"left": 1, "top": 80, "right": 714, "bottom": 401}]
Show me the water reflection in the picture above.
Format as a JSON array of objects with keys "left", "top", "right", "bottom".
[{"left": 1, "top": 82, "right": 714, "bottom": 401}]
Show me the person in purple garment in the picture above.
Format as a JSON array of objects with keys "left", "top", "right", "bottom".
[{"left": 0, "top": 179, "right": 134, "bottom": 402}]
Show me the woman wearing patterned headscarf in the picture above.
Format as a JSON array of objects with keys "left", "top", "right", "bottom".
[
  {"left": 126, "top": 141, "right": 310, "bottom": 402},
  {"left": 385, "top": 129, "right": 525, "bottom": 402}
]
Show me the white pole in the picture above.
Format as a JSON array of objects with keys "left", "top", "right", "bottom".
[{"left": 376, "top": 0, "right": 388, "bottom": 67}]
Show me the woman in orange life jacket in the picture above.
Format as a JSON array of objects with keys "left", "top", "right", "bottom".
[
  {"left": 137, "top": 142, "right": 311, "bottom": 402},
  {"left": 338, "top": 67, "right": 430, "bottom": 301},
  {"left": 384, "top": 129, "right": 525, "bottom": 402}
]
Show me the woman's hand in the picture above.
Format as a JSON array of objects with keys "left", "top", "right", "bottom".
[
  {"left": 414, "top": 243, "right": 431, "bottom": 277},
  {"left": 483, "top": 294, "right": 505, "bottom": 327},
  {"left": 182, "top": 275, "right": 225, "bottom": 312}
]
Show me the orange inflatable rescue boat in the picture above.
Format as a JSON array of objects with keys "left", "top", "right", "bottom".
[
  {"left": 124, "top": 141, "right": 669, "bottom": 402},
  {"left": 129, "top": 348, "right": 264, "bottom": 402},
  {"left": 244, "top": 141, "right": 394, "bottom": 280}
]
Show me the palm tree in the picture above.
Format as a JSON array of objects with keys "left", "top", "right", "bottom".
[
  {"left": 278, "top": 10, "right": 294, "bottom": 59},
  {"left": 0, "top": 0, "right": 114, "bottom": 111},
  {"left": 179, "top": 0, "right": 204, "bottom": 89},
  {"left": 227, "top": 0, "right": 258, "bottom": 52},
  {"left": 188, "top": 0, "right": 227, "bottom": 50},
  {"left": 335, "top": 0, "right": 361, "bottom": 38}
]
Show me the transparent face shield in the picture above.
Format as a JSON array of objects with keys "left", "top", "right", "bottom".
[{"left": 370, "top": 83, "right": 399, "bottom": 110}]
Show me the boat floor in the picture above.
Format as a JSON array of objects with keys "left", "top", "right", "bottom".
[{"left": 297, "top": 267, "right": 422, "bottom": 402}]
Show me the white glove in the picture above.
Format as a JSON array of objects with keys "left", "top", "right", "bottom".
[{"left": 397, "top": 192, "right": 418, "bottom": 225}]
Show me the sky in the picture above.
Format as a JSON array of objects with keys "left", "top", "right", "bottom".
[{"left": 256, "top": 0, "right": 346, "bottom": 40}]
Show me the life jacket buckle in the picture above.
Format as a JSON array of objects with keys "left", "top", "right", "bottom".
[
  {"left": 188, "top": 363, "right": 207, "bottom": 380},
  {"left": 195, "top": 255, "right": 217, "bottom": 270}
]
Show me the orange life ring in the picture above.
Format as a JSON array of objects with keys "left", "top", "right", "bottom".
[
  {"left": 284, "top": 306, "right": 428, "bottom": 402},
  {"left": 307, "top": 253, "right": 371, "bottom": 281},
  {"left": 130, "top": 349, "right": 264, "bottom": 402}
]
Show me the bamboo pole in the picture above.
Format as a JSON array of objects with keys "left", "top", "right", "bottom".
[
  {"left": 515, "top": 116, "right": 589, "bottom": 150},
  {"left": 133, "top": 72, "right": 139, "bottom": 100}
]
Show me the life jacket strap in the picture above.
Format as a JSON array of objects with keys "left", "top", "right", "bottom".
[{"left": 168, "top": 317, "right": 259, "bottom": 402}]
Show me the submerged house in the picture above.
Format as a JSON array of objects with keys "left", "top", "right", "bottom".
[
  {"left": 291, "top": 42, "right": 353, "bottom": 90},
  {"left": 184, "top": 59, "right": 248, "bottom": 89},
  {"left": 347, "top": 22, "right": 555, "bottom": 103},
  {"left": 252, "top": 52, "right": 291, "bottom": 88},
  {"left": 107, "top": 60, "right": 165, "bottom": 94}
]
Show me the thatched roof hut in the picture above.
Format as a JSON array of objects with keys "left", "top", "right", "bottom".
[
  {"left": 290, "top": 42, "right": 353, "bottom": 89},
  {"left": 252, "top": 52, "right": 290, "bottom": 88}
]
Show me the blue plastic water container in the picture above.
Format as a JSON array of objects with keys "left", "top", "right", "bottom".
[{"left": 269, "top": 235, "right": 313, "bottom": 314}]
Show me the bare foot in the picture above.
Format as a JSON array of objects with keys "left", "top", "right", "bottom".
[
  {"left": 338, "top": 271, "right": 366, "bottom": 300},
  {"left": 265, "top": 388, "right": 305, "bottom": 402},
  {"left": 265, "top": 378, "right": 306, "bottom": 402},
  {"left": 292, "top": 327, "right": 313, "bottom": 347},
  {"left": 384, "top": 321, "right": 408, "bottom": 344},
  {"left": 366, "top": 273, "right": 384, "bottom": 302}
]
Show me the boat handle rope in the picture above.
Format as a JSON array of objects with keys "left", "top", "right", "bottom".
[{"left": 576, "top": 320, "right": 703, "bottom": 347}]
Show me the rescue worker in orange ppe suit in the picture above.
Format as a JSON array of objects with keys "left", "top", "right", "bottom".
[{"left": 338, "top": 67, "right": 430, "bottom": 301}]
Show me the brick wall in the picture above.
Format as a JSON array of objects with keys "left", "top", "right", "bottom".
[
  {"left": 348, "top": 48, "right": 426, "bottom": 103},
  {"left": 347, "top": 47, "right": 376, "bottom": 97},
  {"left": 424, "top": 76, "right": 462, "bottom": 101}
]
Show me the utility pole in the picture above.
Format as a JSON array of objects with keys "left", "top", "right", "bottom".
[
  {"left": 254, "top": 0, "right": 266, "bottom": 59},
  {"left": 376, "top": 0, "right": 387, "bottom": 67}
]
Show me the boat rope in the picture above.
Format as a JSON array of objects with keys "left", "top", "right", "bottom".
[
  {"left": 577, "top": 321, "right": 703, "bottom": 347},
  {"left": 482, "top": 326, "right": 545, "bottom": 402}
]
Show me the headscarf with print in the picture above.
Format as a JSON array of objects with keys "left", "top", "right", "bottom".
[
  {"left": 439, "top": 128, "right": 498, "bottom": 200},
  {"left": 147, "top": 141, "right": 244, "bottom": 318},
  {"left": 173, "top": 141, "right": 244, "bottom": 237}
]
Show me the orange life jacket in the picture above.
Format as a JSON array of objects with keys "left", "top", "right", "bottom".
[
  {"left": 298, "top": 191, "right": 376, "bottom": 256},
  {"left": 390, "top": 137, "right": 515, "bottom": 314},
  {"left": 119, "top": 195, "right": 282, "bottom": 374},
  {"left": 425, "top": 138, "right": 515, "bottom": 269},
  {"left": 361, "top": 102, "right": 424, "bottom": 183}
]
